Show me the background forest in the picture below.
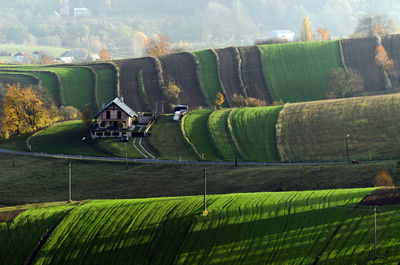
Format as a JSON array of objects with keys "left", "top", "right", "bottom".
[{"left": 2, "top": 0, "right": 400, "bottom": 58}]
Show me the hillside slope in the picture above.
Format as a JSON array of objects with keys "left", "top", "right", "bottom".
[
  {"left": 276, "top": 93, "right": 400, "bottom": 162},
  {"left": 13, "top": 188, "right": 386, "bottom": 265},
  {"left": 3, "top": 36, "right": 400, "bottom": 113}
]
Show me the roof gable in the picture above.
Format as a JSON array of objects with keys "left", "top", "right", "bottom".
[{"left": 95, "top": 97, "right": 137, "bottom": 118}]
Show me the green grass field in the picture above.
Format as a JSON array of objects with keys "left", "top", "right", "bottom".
[
  {"left": 4, "top": 188, "right": 395, "bottom": 264},
  {"left": 0, "top": 72, "right": 39, "bottom": 86},
  {"left": 192, "top": 50, "right": 228, "bottom": 107},
  {"left": 145, "top": 115, "right": 197, "bottom": 161},
  {"left": 207, "top": 109, "right": 236, "bottom": 160},
  {"left": 182, "top": 110, "right": 219, "bottom": 160},
  {"left": 0, "top": 202, "right": 75, "bottom": 265},
  {"left": 46, "top": 67, "right": 95, "bottom": 111},
  {"left": 258, "top": 41, "right": 344, "bottom": 103},
  {"left": 276, "top": 94, "right": 400, "bottom": 162},
  {"left": 2, "top": 148, "right": 399, "bottom": 206},
  {"left": 230, "top": 106, "right": 283, "bottom": 162},
  {"left": 0, "top": 67, "right": 61, "bottom": 105},
  {"left": 30, "top": 120, "right": 109, "bottom": 157},
  {"left": 93, "top": 68, "right": 116, "bottom": 108}
]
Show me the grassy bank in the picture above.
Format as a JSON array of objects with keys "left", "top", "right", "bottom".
[
  {"left": 0, "top": 151, "right": 399, "bottom": 205},
  {"left": 276, "top": 94, "right": 400, "bottom": 162}
]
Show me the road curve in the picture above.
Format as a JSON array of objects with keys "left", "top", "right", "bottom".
[{"left": 0, "top": 148, "right": 349, "bottom": 166}]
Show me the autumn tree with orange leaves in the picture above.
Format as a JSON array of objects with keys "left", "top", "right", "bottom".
[
  {"left": 317, "top": 28, "right": 330, "bottom": 40},
  {"left": 375, "top": 44, "right": 394, "bottom": 71},
  {"left": 375, "top": 44, "right": 394, "bottom": 89},
  {"left": 0, "top": 85, "right": 56, "bottom": 138},
  {"left": 99, "top": 49, "right": 110, "bottom": 61},
  {"left": 145, "top": 34, "right": 171, "bottom": 57}
]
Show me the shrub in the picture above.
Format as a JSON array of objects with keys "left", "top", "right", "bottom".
[
  {"left": 246, "top": 97, "right": 267, "bottom": 107},
  {"left": 231, "top": 94, "right": 247, "bottom": 107},
  {"left": 231, "top": 94, "right": 267, "bottom": 107},
  {"left": 59, "top": 106, "right": 81, "bottom": 121},
  {"left": 163, "top": 80, "right": 181, "bottom": 103},
  {"left": 374, "top": 169, "right": 394, "bottom": 187},
  {"left": 325, "top": 68, "right": 364, "bottom": 99}
]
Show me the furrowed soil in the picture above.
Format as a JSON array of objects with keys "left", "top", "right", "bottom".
[
  {"left": 238, "top": 46, "right": 272, "bottom": 103},
  {"left": 159, "top": 52, "right": 207, "bottom": 108},
  {"left": 276, "top": 94, "right": 400, "bottom": 162},
  {"left": 341, "top": 38, "right": 385, "bottom": 91},
  {"left": 382, "top": 35, "right": 400, "bottom": 89},
  {"left": 215, "top": 47, "right": 246, "bottom": 101},
  {"left": 115, "top": 57, "right": 162, "bottom": 111},
  {"left": 359, "top": 187, "right": 400, "bottom": 206}
]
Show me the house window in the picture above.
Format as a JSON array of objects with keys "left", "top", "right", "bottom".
[
  {"left": 117, "top": 111, "right": 121, "bottom": 119},
  {"left": 106, "top": 111, "right": 110, "bottom": 119}
]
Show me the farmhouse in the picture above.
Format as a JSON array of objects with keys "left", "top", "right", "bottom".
[{"left": 91, "top": 97, "right": 137, "bottom": 138}]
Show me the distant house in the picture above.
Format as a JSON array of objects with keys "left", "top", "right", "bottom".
[
  {"left": 266, "top": 30, "right": 295, "bottom": 42},
  {"left": 74, "top": 7, "right": 91, "bottom": 17},
  {"left": 92, "top": 97, "right": 138, "bottom": 138},
  {"left": 58, "top": 49, "right": 89, "bottom": 63},
  {"left": 12, "top": 52, "right": 31, "bottom": 64}
]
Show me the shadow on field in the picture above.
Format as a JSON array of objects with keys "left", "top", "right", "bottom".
[{"left": 33, "top": 199, "right": 374, "bottom": 265}]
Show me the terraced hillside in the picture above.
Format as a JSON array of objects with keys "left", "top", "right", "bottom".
[
  {"left": 215, "top": 47, "right": 246, "bottom": 102},
  {"left": 0, "top": 63, "right": 117, "bottom": 111},
  {"left": 192, "top": 49, "right": 227, "bottom": 107},
  {"left": 182, "top": 106, "right": 283, "bottom": 162},
  {"left": 238, "top": 46, "right": 272, "bottom": 103},
  {"left": 2, "top": 36, "right": 400, "bottom": 114},
  {"left": 6, "top": 188, "right": 400, "bottom": 265},
  {"left": 276, "top": 93, "right": 400, "bottom": 162},
  {"left": 341, "top": 38, "right": 385, "bottom": 92},
  {"left": 159, "top": 52, "right": 207, "bottom": 108},
  {"left": 258, "top": 41, "right": 344, "bottom": 102},
  {"left": 382, "top": 35, "right": 400, "bottom": 89},
  {"left": 115, "top": 57, "right": 162, "bottom": 112},
  {"left": 230, "top": 106, "right": 283, "bottom": 162}
]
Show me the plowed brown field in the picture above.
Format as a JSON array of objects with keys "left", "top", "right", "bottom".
[
  {"left": 382, "top": 35, "right": 400, "bottom": 89},
  {"left": 341, "top": 38, "right": 385, "bottom": 91},
  {"left": 215, "top": 47, "right": 245, "bottom": 101},
  {"left": 158, "top": 52, "right": 206, "bottom": 108},
  {"left": 115, "top": 57, "right": 162, "bottom": 111},
  {"left": 359, "top": 188, "right": 400, "bottom": 206},
  {"left": 238, "top": 46, "right": 272, "bottom": 103}
]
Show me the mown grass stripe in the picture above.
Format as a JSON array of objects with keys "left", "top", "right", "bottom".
[
  {"left": 230, "top": 106, "right": 283, "bottom": 162},
  {"left": 258, "top": 41, "right": 343, "bottom": 103},
  {"left": 182, "top": 110, "right": 219, "bottom": 160},
  {"left": 193, "top": 50, "right": 228, "bottom": 108}
]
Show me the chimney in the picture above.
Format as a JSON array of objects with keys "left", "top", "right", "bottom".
[{"left": 120, "top": 97, "right": 124, "bottom": 103}]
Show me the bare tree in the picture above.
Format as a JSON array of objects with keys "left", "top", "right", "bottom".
[
  {"left": 353, "top": 14, "right": 391, "bottom": 38},
  {"left": 145, "top": 34, "right": 171, "bottom": 57}
]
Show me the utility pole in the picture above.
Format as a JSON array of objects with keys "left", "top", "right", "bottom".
[
  {"left": 203, "top": 169, "right": 207, "bottom": 212},
  {"left": 234, "top": 144, "right": 238, "bottom": 168},
  {"left": 12, "top": 139, "right": 15, "bottom": 167},
  {"left": 124, "top": 141, "right": 128, "bottom": 169},
  {"left": 345, "top": 134, "right": 350, "bottom": 164},
  {"left": 68, "top": 162, "right": 72, "bottom": 203},
  {"left": 373, "top": 206, "right": 377, "bottom": 259}
]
